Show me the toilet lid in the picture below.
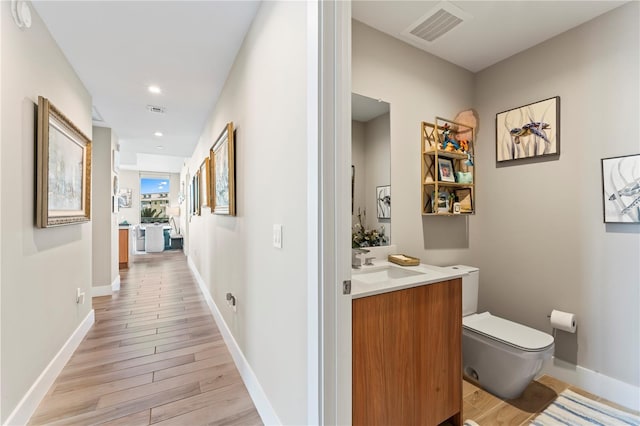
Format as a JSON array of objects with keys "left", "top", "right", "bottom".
[{"left": 463, "top": 312, "right": 554, "bottom": 352}]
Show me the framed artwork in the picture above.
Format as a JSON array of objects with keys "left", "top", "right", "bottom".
[
  {"left": 199, "top": 157, "right": 211, "bottom": 209},
  {"left": 118, "top": 188, "right": 132, "bottom": 208},
  {"left": 601, "top": 154, "right": 640, "bottom": 223},
  {"left": 437, "top": 158, "right": 456, "bottom": 182},
  {"left": 210, "top": 122, "right": 236, "bottom": 215},
  {"left": 496, "top": 96, "right": 560, "bottom": 162},
  {"left": 351, "top": 165, "right": 355, "bottom": 214},
  {"left": 36, "top": 96, "right": 92, "bottom": 227},
  {"left": 193, "top": 171, "right": 201, "bottom": 216},
  {"left": 376, "top": 185, "right": 391, "bottom": 219}
]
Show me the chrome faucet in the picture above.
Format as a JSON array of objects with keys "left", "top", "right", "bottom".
[{"left": 352, "top": 248, "right": 370, "bottom": 269}]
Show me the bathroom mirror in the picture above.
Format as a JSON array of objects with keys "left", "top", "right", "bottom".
[{"left": 351, "top": 93, "right": 391, "bottom": 246}]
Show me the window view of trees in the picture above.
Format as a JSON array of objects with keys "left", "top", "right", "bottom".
[{"left": 140, "top": 178, "right": 170, "bottom": 223}]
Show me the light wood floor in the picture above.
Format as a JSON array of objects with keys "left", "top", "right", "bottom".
[
  {"left": 461, "top": 374, "right": 639, "bottom": 425},
  {"left": 30, "top": 250, "right": 262, "bottom": 426}
]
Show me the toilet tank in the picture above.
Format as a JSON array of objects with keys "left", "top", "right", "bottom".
[{"left": 443, "top": 265, "right": 479, "bottom": 316}]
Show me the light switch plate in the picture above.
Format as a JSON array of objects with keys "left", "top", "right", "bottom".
[{"left": 273, "top": 224, "right": 282, "bottom": 248}]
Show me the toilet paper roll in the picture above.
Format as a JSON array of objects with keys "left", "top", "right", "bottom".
[{"left": 550, "top": 309, "right": 577, "bottom": 333}]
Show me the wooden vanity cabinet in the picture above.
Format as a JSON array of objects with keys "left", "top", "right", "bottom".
[{"left": 353, "top": 278, "right": 462, "bottom": 426}]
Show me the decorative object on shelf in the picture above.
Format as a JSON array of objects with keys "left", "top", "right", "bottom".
[
  {"left": 376, "top": 185, "right": 391, "bottom": 219},
  {"left": 601, "top": 153, "right": 640, "bottom": 223},
  {"left": 118, "top": 188, "right": 132, "bottom": 208},
  {"left": 457, "top": 171, "right": 473, "bottom": 184},
  {"left": 36, "top": 96, "right": 92, "bottom": 227},
  {"left": 453, "top": 202, "right": 461, "bottom": 214},
  {"left": 496, "top": 96, "right": 560, "bottom": 162},
  {"left": 352, "top": 208, "right": 388, "bottom": 248},
  {"left": 454, "top": 188, "right": 473, "bottom": 213},
  {"left": 437, "top": 158, "right": 456, "bottom": 183},
  {"left": 433, "top": 191, "right": 450, "bottom": 213},
  {"left": 210, "top": 122, "right": 236, "bottom": 215}
]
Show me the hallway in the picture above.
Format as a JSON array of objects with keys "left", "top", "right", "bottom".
[{"left": 29, "top": 251, "right": 262, "bottom": 425}]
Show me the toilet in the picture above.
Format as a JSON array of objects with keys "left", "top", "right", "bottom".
[{"left": 445, "top": 265, "right": 554, "bottom": 400}]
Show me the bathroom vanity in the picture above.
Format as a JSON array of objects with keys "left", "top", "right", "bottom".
[{"left": 352, "top": 263, "right": 464, "bottom": 426}]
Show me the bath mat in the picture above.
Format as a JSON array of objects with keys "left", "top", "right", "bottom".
[{"left": 531, "top": 389, "right": 640, "bottom": 425}]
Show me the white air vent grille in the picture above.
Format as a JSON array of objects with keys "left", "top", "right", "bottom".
[
  {"left": 91, "top": 105, "right": 103, "bottom": 122},
  {"left": 401, "top": 1, "right": 472, "bottom": 45},
  {"left": 146, "top": 105, "right": 166, "bottom": 114},
  {"left": 410, "top": 8, "right": 463, "bottom": 42}
]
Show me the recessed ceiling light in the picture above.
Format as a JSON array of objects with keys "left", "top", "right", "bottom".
[
  {"left": 154, "top": 131, "right": 163, "bottom": 137},
  {"left": 156, "top": 145, "right": 164, "bottom": 150},
  {"left": 148, "top": 85, "right": 161, "bottom": 94}
]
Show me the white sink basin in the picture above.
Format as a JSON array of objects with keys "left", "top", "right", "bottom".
[
  {"left": 352, "top": 265, "right": 424, "bottom": 284},
  {"left": 350, "top": 262, "right": 461, "bottom": 299}
]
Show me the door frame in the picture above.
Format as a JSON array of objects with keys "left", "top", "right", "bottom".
[{"left": 308, "top": 0, "right": 352, "bottom": 424}]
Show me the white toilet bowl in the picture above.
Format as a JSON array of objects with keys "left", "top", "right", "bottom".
[
  {"left": 443, "top": 265, "right": 555, "bottom": 400},
  {"left": 462, "top": 312, "right": 554, "bottom": 399}
]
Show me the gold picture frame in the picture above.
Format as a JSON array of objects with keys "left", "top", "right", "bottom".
[
  {"left": 199, "top": 157, "right": 211, "bottom": 209},
  {"left": 36, "top": 96, "right": 92, "bottom": 227},
  {"left": 210, "top": 122, "right": 236, "bottom": 215}
]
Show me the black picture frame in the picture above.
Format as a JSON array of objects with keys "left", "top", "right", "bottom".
[
  {"left": 496, "top": 96, "right": 560, "bottom": 163},
  {"left": 437, "top": 157, "right": 456, "bottom": 182},
  {"left": 601, "top": 153, "right": 640, "bottom": 223}
]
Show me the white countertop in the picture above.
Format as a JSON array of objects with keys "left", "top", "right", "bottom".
[{"left": 351, "top": 261, "right": 467, "bottom": 299}]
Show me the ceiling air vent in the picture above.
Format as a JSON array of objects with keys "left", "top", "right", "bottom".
[
  {"left": 402, "top": 1, "right": 472, "bottom": 44},
  {"left": 146, "top": 105, "right": 166, "bottom": 114},
  {"left": 91, "top": 105, "right": 104, "bottom": 122}
]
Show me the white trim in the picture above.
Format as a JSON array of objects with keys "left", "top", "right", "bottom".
[
  {"left": 91, "top": 275, "right": 120, "bottom": 297},
  {"left": 187, "top": 257, "right": 281, "bottom": 425},
  {"left": 4, "top": 310, "right": 95, "bottom": 426},
  {"left": 318, "top": 1, "right": 352, "bottom": 424},
  {"left": 306, "top": 1, "right": 321, "bottom": 425},
  {"left": 541, "top": 357, "right": 640, "bottom": 412},
  {"left": 91, "top": 285, "right": 112, "bottom": 297},
  {"left": 111, "top": 275, "right": 121, "bottom": 292}
]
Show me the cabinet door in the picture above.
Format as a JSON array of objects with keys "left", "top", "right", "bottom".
[
  {"left": 414, "top": 279, "right": 462, "bottom": 424},
  {"left": 353, "top": 288, "right": 415, "bottom": 426},
  {"left": 118, "top": 229, "right": 128, "bottom": 266}
]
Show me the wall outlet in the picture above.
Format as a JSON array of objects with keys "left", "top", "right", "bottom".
[{"left": 273, "top": 224, "right": 283, "bottom": 249}]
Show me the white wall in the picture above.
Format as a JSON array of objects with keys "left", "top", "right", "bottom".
[
  {"left": 0, "top": 2, "right": 93, "bottom": 421},
  {"left": 92, "top": 127, "right": 119, "bottom": 292},
  {"left": 352, "top": 20, "right": 475, "bottom": 263},
  {"left": 184, "top": 2, "right": 308, "bottom": 423},
  {"left": 473, "top": 2, "right": 639, "bottom": 390}
]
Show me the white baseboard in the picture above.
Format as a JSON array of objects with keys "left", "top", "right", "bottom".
[
  {"left": 541, "top": 356, "right": 640, "bottom": 412},
  {"left": 91, "top": 275, "right": 120, "bottom": 297},
  {"left": 187, "top": 257, "right": 281, "bottom": 425},
  {"left": 91, "top": 285, "right": 112, "bottom": 297},
  {"left": 112, "top": 275, "right": 121, "bottom": 292},
  {"left": 4, "top": 310, "right": 95, "bottom": 426}
]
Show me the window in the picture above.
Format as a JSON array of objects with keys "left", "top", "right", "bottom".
[{"left": 140, "top": 177, "right": 170, "bottom": 223}]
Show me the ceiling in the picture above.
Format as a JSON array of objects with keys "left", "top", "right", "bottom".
[
  {"left": 352, "top": 93, "right": 390, "bottom": 122},
  {"left": 352, "top": 1, "right": 627, "bottom": 72},
  {"left": 32, "top": 1, "right": 626, "bottom": 173},
  {"left": 32, "top": 0, "right": 260, "bottom": 173}
]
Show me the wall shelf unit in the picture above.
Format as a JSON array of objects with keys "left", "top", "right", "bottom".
[{"left": 421, "top": 117, "right": 475, "bottom": 216}]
